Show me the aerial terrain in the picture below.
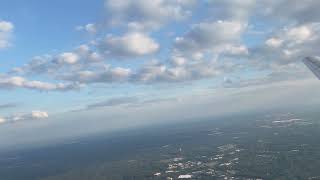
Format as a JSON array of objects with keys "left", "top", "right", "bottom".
[{"left": 1, "top": 107, "right": 320, "bottom": 180}]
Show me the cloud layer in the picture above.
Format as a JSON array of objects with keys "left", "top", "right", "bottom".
[{"left": 6, "top": 1, "right": 320, "bottom": 91}]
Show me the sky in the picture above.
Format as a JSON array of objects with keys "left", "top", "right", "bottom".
[{"left": 1, "top": 0, "right": 320, "bottom": 150}]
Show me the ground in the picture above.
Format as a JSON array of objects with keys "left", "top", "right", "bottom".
[{"left": 1, "top": 108, "right": 320, "bottom": 180}]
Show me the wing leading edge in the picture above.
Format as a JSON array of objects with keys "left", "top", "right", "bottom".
[{"left": 303, "top": 56, "right": 320, "bottom": 80}]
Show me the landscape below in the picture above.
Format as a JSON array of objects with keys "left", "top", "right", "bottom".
[{"left": 1, "top": 108, "right": 320, "bottom": 180}]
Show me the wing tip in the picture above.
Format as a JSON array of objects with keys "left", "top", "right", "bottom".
[
  {"left": 302, "top": 56, "right": 319, "bottom": 64},
  {"left": 303, "top": 56, "right": 312, "bottom": 61}
]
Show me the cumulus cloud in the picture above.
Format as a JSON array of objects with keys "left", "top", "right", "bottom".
[
  {"left": 255, "top": 23, "right": 320, "bottom": 71},
  {"left": 0, "top": 111, "right": 49, "bottom": 125},
  {"left": 0, "top": 75, "right": 79, "bottom": 91},
  {"left": 56, "top": 52, "right": 80, "bottom": 65},
  {"left": 265, "top": 38, "right": 283, "bottom": 48},
  {"left": 207, "top": 0, "right": 256, "bottom": 21},
  {"left": 104, "top": 0, "right": 196, "bottom": 30},
  {"left": 0, "top": 20, "right": 14, "bottom": 49},
  {"left": 8, "top": 0, "right": 320, "bottom": 90},
  {"left": 30, "top": 111, "right": 49, "bottom": 119},
  {"left": 170, "top": 56, "right": 187, "bottom": 66},
  {"left": 57, "top": 58, "right": 230, "bottom": 85},
  {"left": 59, "top": 67, "right": 131, "bottom": 83},
  {"left": 174, "top": 20, "right": 248, "bottom": 56},
  {"left": 99, "top": 32, "right": 159, "bottom": 57},
  {"left": 11, "top": 55, "right": 55, "bottom": 75},
  {"left": 11, "top": 45, "right": 104, "bottom": 76},
  {"left": 131, "top": 59, "right": 236, "bottom": 83},
  {"left": 5, "top": 3, "right": 252, "bottom": 87},
  {"left": 258, "top": 0, "right": 320, "bottom": 25},
  {"left": 76, "top": 23, "right": 97, "bottom": 34}
]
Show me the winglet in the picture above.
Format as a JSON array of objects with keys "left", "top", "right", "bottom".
[{"left": 303, "top": 56, "right": 320, "bottom": 80}]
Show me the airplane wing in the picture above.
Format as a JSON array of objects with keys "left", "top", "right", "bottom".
[{"left": 303, "top": 56, "right": 320, "bottom": 80}]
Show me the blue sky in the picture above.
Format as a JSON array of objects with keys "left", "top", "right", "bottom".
[
  {"left": 0, "top": 0, "right": 101, "bottom": 61},
  {"left": 1, "top": 0, "right": 320, "bottom": 149}
]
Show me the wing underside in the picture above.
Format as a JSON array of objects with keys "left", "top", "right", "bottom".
[{"left": 303, "top": 57, "right": 320, "bottom": 79}]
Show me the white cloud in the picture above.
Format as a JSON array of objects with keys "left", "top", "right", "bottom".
[
  {"left": 0, "top": 117, "right": 6, "bottom": 124},
  {"left": 76, "top": 23, "right": 97, "bottom": 34},
  {"left": 74, "top": 45, "right": 103, "bottom": 62},
  {"left": 104, "top": 0, "right": 196, "bottom": 30},
  {"left": 0, "top": 21, "right": 13, "bottom": 32},
  {"left": 0, "top": 75, "right": 79, "bottom": 91},
  {"left": 258, "top": 0, "right": 320, "bottom": 25},
  {"left": 6, "top": 111, "right": 49, "bottom": 124},
  {"left": 0, "top": 110, "right": 49, "bottom": 126},
  {"left": 131, "top": 59, "right": 229, "bottom": 83},
  {"left": 59, "top": 67, "right": 131, "bottom": 83},
  {"left": 221, "top": 44, "right": 249, "bottom": 55},
  {"left": 171, "top": 56, "right": 186, "bottom": 66},
  {"left": 286, "top": 25, "right": 313, "bottom": 44},
  {"left": 246, "top": 21, "right": 320, "bottom": 78},
  {"left": 260, "top": 23, "right": 320, "bottom": 67},
  {"left": 0, "top": 20, "right": 14, "bottom": 49},
  {"left": 57, "top": 52, "right": 80, "bottom": 64},
  {"left": 8, "top": 0, "right": 320, "bottom": 90},
  {"left": 99, "top": 32, "right": 159, "bottom": 57},
  {"left": 174, "top": 20, "right": 247, "bottom": 56},
  {"left": 265, "top": 38, "right": 283, "bottom": 48},
  {"left": 11, "top": 44, "right": 106, "bottom": 76},
  {"left": 11, "top": 55, "right": 55, "bottom": 74},
  {"left": 31, "top": 111, "right": 49, "bottom": 119},
  {"left": 84, "top": 24, "right": 97, "bottom": 34},
  {"left": 207, "top": 0, "right": 256, "bottom": 21}
]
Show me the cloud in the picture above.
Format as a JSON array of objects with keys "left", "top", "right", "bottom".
[
  {"left": 56, "top": 52, "right": 80, "bottom": 65},
  {"left": 6, "top": 111, "right": 49, "bottom": 122},
  {"left": 30, "top": 111, "right": 49, "bottom": 119},
  {"left": 0, "top": 111, "right": 49, "bottom": 125},
  {"left": 11, "top": 45, "right": 104, "bottom": 75},
  {"left": 59, "top": 67, "right": 131, "bottom": 83},
  {"left": 131, "top": 59, "right": 234, "bottom": 83},
  {"left": 207, "top": 0, "right": 256, "bottom": 21},
  {"left": 170, "top": 56, "right": 187, "bottom": 66},
  {"left": 0, "top": 117, "right": 6, "bottom": 124},
  {"left": 98, "top": 32, "right": 159, "bottom": 57},
  {"left": 104, "top": 0, "right": 196, "bottom": 30},
  {"left": 0, "top": 75, "right": 79, "bottom": 91},
  {"left": 11, "top": 55, "right": 55, "bottom": 74},
  {"left": 223, "top": 73, "right": 298, "bottom": 89},
  {"left": 0, "top": 103, "right": 18, "bottom": 110},
  {"left": 4, "top": 4, "right": 251, "bottom": 87},
  {"left": 77, "top": 96, "right": 177, "bottom": 111},
  {"left": 258, "top": 0, "right": 320, "bottom": 25},
  {"left": 7, "top": 0, "right": 320, "bottom": 91},
  {"left": 174, "top": 20, "right": 248, "bottom": 56},
  {"left": 0, "top": 20, "right": 14, "bottom": 49},
  {"left": 265, "top": 38, "right": 283, "bottom": 48},
  {"left": 76, "top": 23, "right": 97, "bottom": 34},
  {"left": 253, "top": 23, "right": 320, "bottom": 72},
  {"left": 201, "top": 0, "right": 320, "bottom": 80},
  {"left": 86, "top": 97, "right": 139, "bottom": 109}
]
